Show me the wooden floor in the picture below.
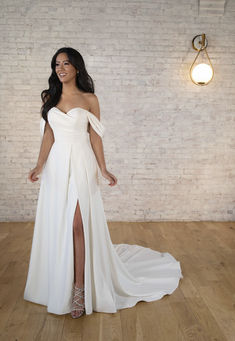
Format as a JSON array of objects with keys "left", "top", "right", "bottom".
[{"left": 0, "top": 221, "right": 235, "bottom": 341}]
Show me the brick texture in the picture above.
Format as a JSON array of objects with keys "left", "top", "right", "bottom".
[{"left": 0, "top": 0, "right": 235, "bottom": 221}]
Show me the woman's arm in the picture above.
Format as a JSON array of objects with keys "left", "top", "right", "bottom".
[
  {"left": 28, "top": 120, "right": 54, "bottom": 183},
  {"left": 88, "top": 94, "right": 117, "bottom": 186},
  {"left": 88, "top": 94, "right": 107, "bottom": 172},
  {"left": 36, "top": 121, "right": 55, "bottom": 168}
]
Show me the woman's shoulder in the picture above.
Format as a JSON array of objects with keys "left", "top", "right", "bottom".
[
  {"left": 83, "top": 93, "right": 100, "bottom": 120},
  {"left": 83, "top": 93, "right": 99, "bottom": 110},
  {"left": 83, "top": 92, "right": 98, "bottom": 100}
]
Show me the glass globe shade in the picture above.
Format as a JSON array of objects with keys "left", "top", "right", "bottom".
[{"left": 191, "top": 63, "right": 213, "bottom": 85}]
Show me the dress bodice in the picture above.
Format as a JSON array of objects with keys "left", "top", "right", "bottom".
[{"left": 39, "top": 107, "right": 105, "bottom": 142}]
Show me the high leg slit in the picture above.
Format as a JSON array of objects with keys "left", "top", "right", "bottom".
[
  {"left": 68, "top": 169, "right": 85, "bottom": 283},
  {"left": 72, "top": 198, "right": 85, "bottom": 287}
]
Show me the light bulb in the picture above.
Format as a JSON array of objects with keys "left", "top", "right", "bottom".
[{"left": 191, "top": 63, "right": 213, "bottom": 85}]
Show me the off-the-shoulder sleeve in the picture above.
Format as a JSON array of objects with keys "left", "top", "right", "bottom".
[
  {"left": 40, "top": 117, "right": 46, "bottom": 139},
  {"left": 87, "top": 111, "right": 105, "bottom": 138}
]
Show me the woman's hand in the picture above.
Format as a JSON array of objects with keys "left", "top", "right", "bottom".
[
  {"left": 101, "top": 169, "right": 117, "bottom": 186},
  {"left": 28, "top": 165, "right": 44, "bottom": 183}
]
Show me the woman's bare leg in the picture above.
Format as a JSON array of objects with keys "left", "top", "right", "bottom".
[
  {"left": 71, "top": 199, "right": 85, "bottom": 318},
  {"left": 73, "top": 200, "right": 85, "bottom": 287}
]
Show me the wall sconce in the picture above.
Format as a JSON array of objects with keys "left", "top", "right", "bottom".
[{"left": 190, "top": 33, "right": 214, "bottom": 86}]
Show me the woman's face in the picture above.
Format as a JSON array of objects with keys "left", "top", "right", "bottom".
[{"left": 55, "top": 53, "right": 77, "bottom": 83}]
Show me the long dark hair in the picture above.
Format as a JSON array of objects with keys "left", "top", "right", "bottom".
[{"left": 40, "top": 47, "right": 95, "bottom": 122}]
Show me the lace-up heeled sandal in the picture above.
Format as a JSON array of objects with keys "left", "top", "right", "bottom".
[{"left": 71, "top": 284, "right": 85, "bottom": 318}]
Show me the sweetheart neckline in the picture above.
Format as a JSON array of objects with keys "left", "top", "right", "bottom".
[{"left": 52, "top": 106, "right": 91, "bottom": 115}]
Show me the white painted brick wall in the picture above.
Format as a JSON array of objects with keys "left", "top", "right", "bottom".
[{"left": 1, "top": 0, "right": 235, "bottom": 221}]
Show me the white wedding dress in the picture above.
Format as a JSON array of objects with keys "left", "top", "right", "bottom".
[{"left": 23, "top": 106, "right": 183, "bottom": 315}]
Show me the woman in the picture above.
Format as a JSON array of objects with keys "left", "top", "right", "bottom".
[{"left": 24, "top": 47, "right": 183, "bottom": 319}]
